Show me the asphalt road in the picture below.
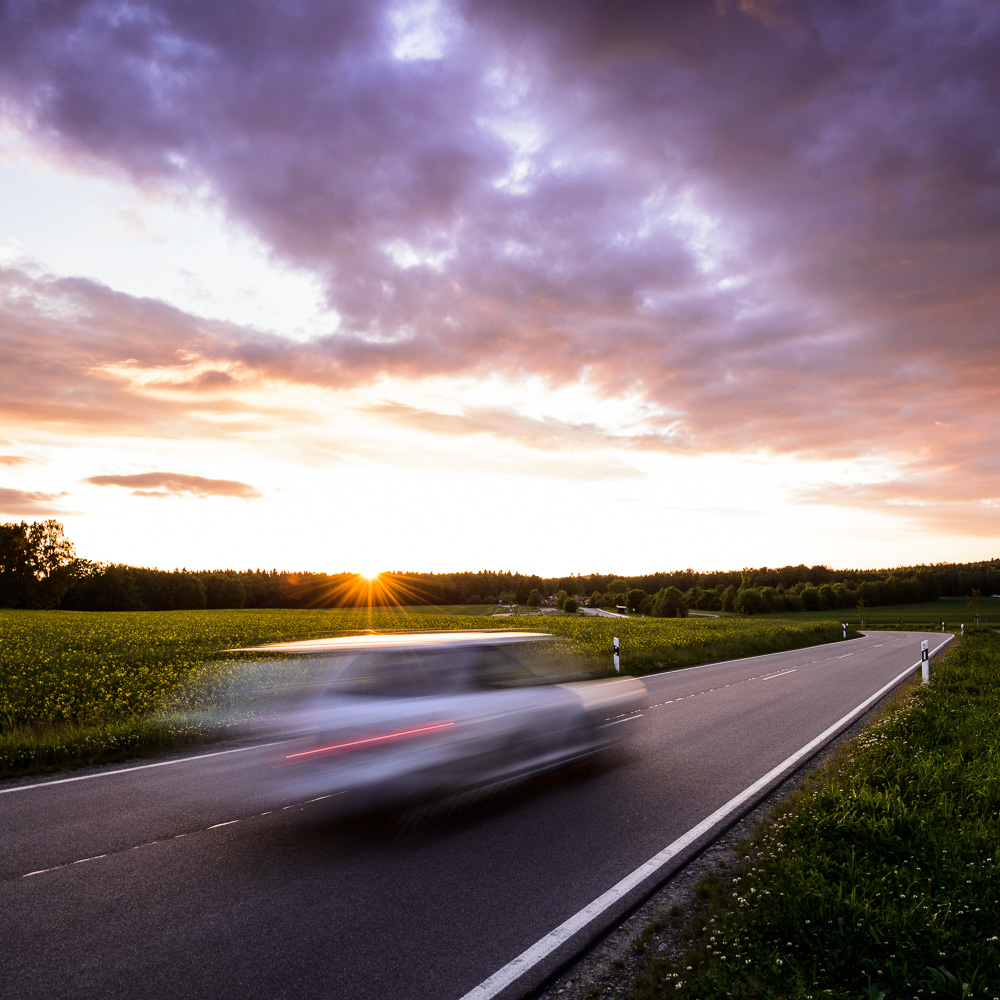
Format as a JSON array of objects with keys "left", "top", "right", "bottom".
[{"left": 1, "top": 631, "right": 951, "bottom": 1000}]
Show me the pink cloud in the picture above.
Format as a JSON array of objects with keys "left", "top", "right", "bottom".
[
  {"left": 0, "top": 487, "right": 68, "bottom": 515},
  {"left": 85, "top": 472, "right": 262, "bottom": 499}
]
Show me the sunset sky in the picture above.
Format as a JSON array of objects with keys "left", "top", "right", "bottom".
[{"left": 2, "top": 0, "right": 999, "bottom": 576}]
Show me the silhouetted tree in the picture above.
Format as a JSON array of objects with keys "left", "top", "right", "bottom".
[{"left": 0, "top": 520, "right": 77, "bottom": 608}]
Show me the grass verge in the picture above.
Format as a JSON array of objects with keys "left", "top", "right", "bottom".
[{"left": 631, "top": 630, "right": 1000, "bottom": 1000}]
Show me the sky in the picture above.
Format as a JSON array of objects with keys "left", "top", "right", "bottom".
[{"left": 1, "top": 0, "right": 999, "bottom": 576}]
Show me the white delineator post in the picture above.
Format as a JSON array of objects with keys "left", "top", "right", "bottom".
[
  {"left": 613, "top": 636, "right": 620, "bottom": 674},
  {"left": 842, "top": 622, "right": 847, "bottom": 639},
  {"left": 921, "top": 640, "right": 930, "bottom": 684}
]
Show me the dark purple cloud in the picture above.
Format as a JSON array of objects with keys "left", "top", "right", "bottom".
[
  {"left": 2, "top": 0, "right": 999, "bottom": 532},
  {"left": 85, "top": 472, "right": 261, "bottom": 498}
]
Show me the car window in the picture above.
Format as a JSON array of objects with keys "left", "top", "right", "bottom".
[
  {"left": 468, "top": 645, "right": 546, "bottom": 689},
  {"left": 328, "top": 649, "right": 469, "bottom": 697}
]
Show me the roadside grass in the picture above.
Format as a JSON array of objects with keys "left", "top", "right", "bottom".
[
  {"left": 0, "top": 608, "right": 846, "bottom": 777},
  {"left": 630, "top": 630, "right": 1000, "bottom": 1000}
]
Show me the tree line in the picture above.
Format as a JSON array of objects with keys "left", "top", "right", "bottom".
[{"left": 1, "top": 520, "right": 997, "bottom": 614}]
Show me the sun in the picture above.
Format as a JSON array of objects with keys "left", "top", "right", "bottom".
[{"left": 357, "top": 568, "right": 381, "bottom": 582}]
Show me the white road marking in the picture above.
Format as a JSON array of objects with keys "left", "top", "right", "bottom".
[
  {"left": 18, "top": 793, "right": 342, "bottom": 878},
  {"left": 0, "top": 741, "right": 288, "bottom": 796},
  {"left": 761, "top": 669, "right": 797, "bottom": 681},
  {"left": 837, "top": 653, "right": 853, "bottom": 658},
  {"left": 459, "top": 634, "right": 955, "bottom": 1000}
]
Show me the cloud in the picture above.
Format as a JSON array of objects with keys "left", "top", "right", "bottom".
[
  {"left": 362, "top": 400, "right": 676, "bottom": 452},
  {"left": 84, "top": 472, "right": 262, "bottom": 499},
  {"left": 0, "top": 455, "right": 34, "bottom": 466},
  {"left": 1, "top": 0, "right": 1000, "bottom": 526},
  {"left": 792, "top": 460, "right": 1000, "bottom": 538},
  {"left": 0, "top": 487, "right": 68, "bottom": 515}
]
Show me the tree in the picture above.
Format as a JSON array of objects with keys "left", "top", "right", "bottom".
[
  {"left": 563, "top": 597, "right": 579, "bottom": 614},
  {"left": 64, "top": 563, "right": 145, "bottom": 611},
  {"left": 525, "top": 589, "right": 541, "bottom": 608},
  {"left": 626, "top": 588, "right": 646, "bottom": 613},
  {"left": 759, "top": 587, "right": 783, "bottom": 612},
  {"left": 555, "top": 589, "right": 569, "bottom": 610},
  {"left": 734, "top": 588, "right": 769, "bottom": 615},
  {"left": 721, "top": 584, "right": 738, "bottom": 612},
  {"left": 653, "top": 587, "right": 688, "bottom": 618},
  {"left": 800, "top": 586, "right": 823, "bottom": 611},
  {"left": 967, "top": 588, "right": 982, "bottom": 629},
  {"left": 170, "top": 572, "right": 207, "bottom": 610},
  {"left": 0, "top": 522, "right": 31, "bottom": 607},
  {"left": 202, "top": 573, "right": 246, "bottom": 609},
  {"left": 0, "top": 520, "right": 77, "bottom": 608},
  {"left": 782, "top": 591, "right": 803, "bottom": 612}
]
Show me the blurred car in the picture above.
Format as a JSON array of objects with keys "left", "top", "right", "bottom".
[{"left": 238, "top": 631, "right": 646, "bottom": 815}]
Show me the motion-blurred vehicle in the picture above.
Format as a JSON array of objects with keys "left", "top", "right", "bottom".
[{"left": 239, "top": 631, "right": 646, "bottom": 815}]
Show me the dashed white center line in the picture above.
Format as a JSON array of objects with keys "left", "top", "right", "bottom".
[
  {"left": 19, "top": 795, "right": 337, "bottom": 878},
  {"left": 761, "top": 669, "right": 797, "bottom": 681}
]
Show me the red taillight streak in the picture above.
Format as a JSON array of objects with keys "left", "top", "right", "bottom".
[{"left": 285, "top": 722, "right": 455, "bottom": 760}]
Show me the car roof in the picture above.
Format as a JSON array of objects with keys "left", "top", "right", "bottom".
[{"left": 227, "top": 630, "right": 554, "bottom": 654}]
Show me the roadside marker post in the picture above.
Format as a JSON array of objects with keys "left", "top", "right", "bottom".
[
  {"left": 921, "top": 640, "right": 930, "bottom": 684},
  {"left": 961, "top": 623, "right": 965, "bottom": 636},
  {"left": 842, "top": 622, "right": 847, "bottom": 639},
  {"left": 613, "top": 637, "right": 620, "bottom": 673}
]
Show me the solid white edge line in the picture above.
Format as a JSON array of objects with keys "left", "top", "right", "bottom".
[
  {"left": 459, "top": 634, "right": 954, "bottom": 1000},
  {"left": 0, "top": 741, "right": 288, "bottom": 795}
]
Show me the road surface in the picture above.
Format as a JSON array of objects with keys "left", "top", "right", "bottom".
[{"left": 1, "top": 631, "right": 951, "bottom": 1000}]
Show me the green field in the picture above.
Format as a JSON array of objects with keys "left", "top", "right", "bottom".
[
  {"left": 776, "top": 596, "right": 1000, "bottom": 629},
  {"left": 1, "top": 606, "right": 846, "bottom": 776}
]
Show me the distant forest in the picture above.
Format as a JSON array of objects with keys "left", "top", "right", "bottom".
[{"left": 1, "top": 519, "right": 997, "bottom": 616}]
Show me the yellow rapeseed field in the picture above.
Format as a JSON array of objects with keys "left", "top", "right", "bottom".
[{"left": 0, "top": 607, "right": 839, "bottom": 731}]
